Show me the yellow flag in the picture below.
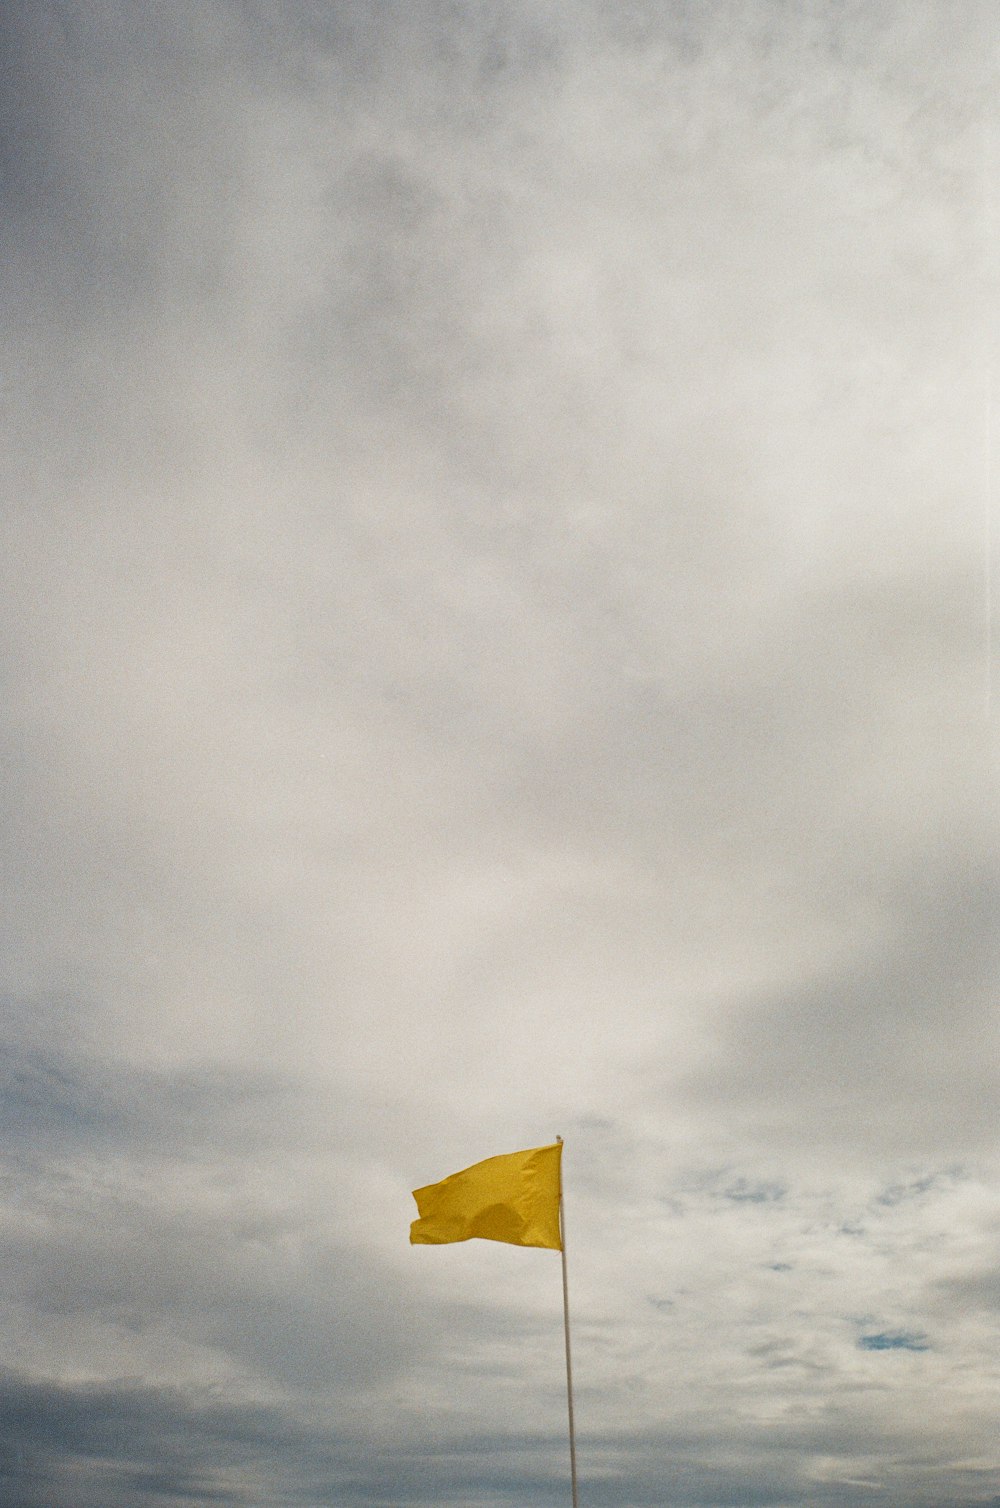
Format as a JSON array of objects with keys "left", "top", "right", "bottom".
[{"left": 410, "top": 1142, "right": 562, "bottom": 1250}]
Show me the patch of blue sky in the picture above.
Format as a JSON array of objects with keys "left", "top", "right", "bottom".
[{"left": 858, "top": 1331, "right": 930, "bottom": 1352}]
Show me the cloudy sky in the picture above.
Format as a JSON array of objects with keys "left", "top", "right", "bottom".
[{"left": 2, "top": 1, "right": 998, "bottom": 1504}]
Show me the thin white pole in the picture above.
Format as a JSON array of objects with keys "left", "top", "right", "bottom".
[{"left": 556, "top": 1136, "right": 579, "bottom": 1508}]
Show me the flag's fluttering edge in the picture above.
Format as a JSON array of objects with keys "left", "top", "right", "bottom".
[{"left": 410, "top": 1142, "right": 562, "bottom": 1250}]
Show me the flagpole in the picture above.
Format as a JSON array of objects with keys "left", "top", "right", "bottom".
[{"left": 556, "top": 1136, "right": 579, "bottom": 1508}]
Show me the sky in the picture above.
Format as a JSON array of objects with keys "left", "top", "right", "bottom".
[{"left": 1, "top": 1, "right": 998, "bottom": 1504}]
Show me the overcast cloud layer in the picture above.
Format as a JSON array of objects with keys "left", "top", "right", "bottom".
[{"left": 2, "top": 2, "right": 999, "bottom": 1504}]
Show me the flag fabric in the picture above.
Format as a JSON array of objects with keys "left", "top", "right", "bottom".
[{"left": 410, "top": 1142, "right": 562, "bottom": 1250}]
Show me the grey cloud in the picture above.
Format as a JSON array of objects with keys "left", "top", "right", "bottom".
[
  {"left": 0, "top": 1368, "right": 645, "bottom": 1508},
  {"left": 718, "top": 1178, "right": 787, "bottom": 1205},
  {"left": 1, "top": 5, "right": 237, "bottom": 320},
  {"left": 876, "top": 1174, "right": 950, "bottom": 1207},
  {"left": 0, "top": 1369, "right": 317, "bottom": 1508},
  {"left": 569, "top": 1412, "right": 1000, "bottom": 1508},
  {"left": 3, "top": 1153, "right": 429, "bottom": 1398},
  {"left": 1, "top": 1, "right": 997, "bottom": 1505},
  {"left": 932, "top": 1264, "right": 1000, "bottom": 1315},
  {"left": 669, "top": 851, "right": 998, "bottom": 1158},
  {"left": 0, "top": 1027, "right": 300, "bottom": 1160}
]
